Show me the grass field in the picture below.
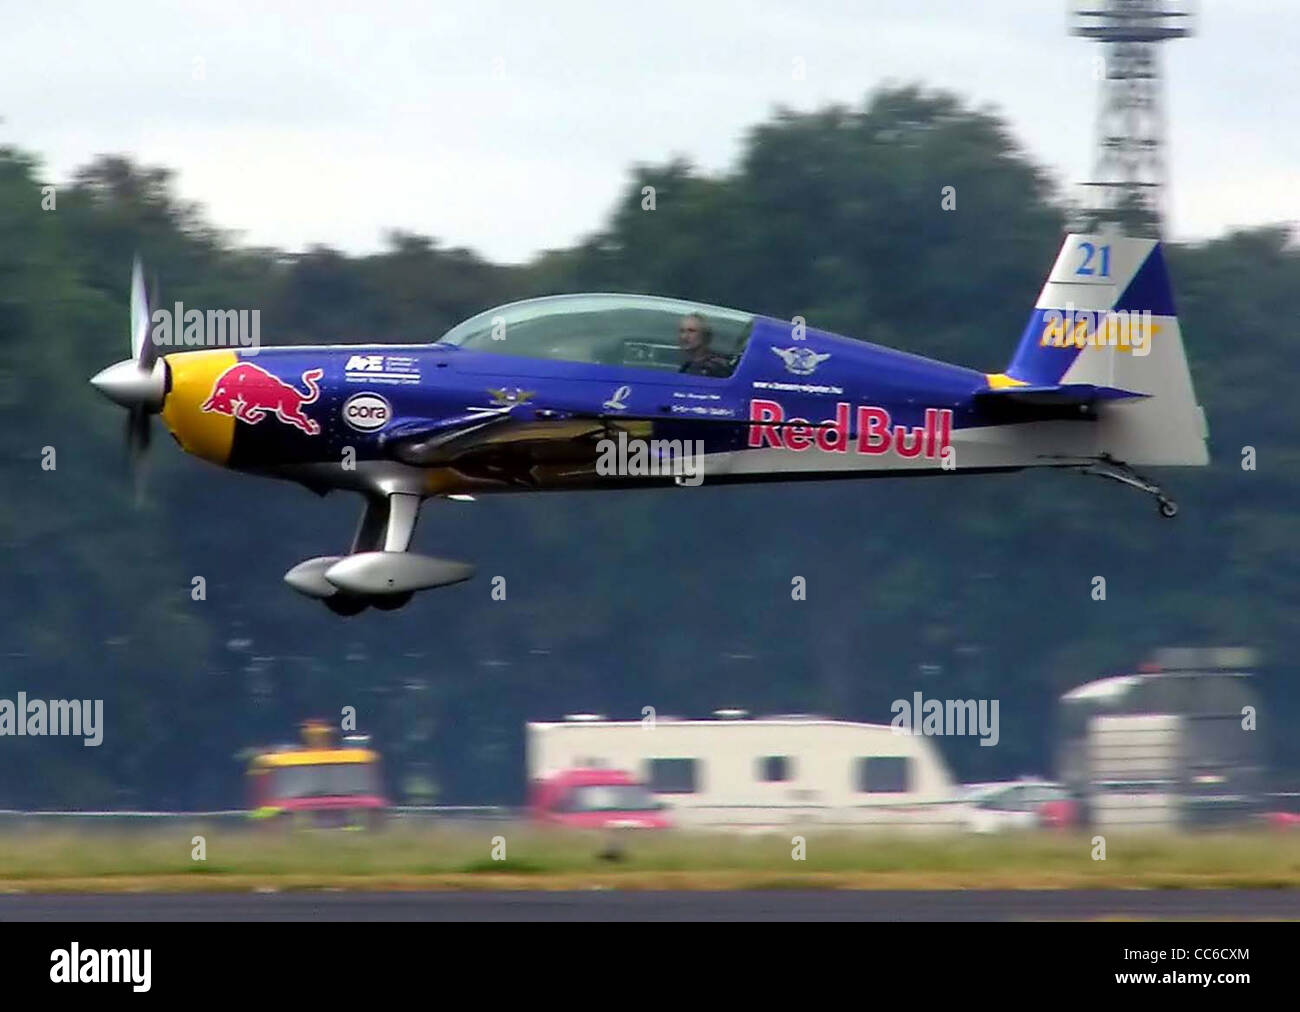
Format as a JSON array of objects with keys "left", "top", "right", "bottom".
[{"left": 1, "top": 824, "right": 1299, "bottom": 891}]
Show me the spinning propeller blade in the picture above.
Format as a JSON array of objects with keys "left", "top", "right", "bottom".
[{"left": 90, "top": 257, "right": 166, "bottom": 503}]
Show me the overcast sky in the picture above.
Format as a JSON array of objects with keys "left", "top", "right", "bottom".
[{"left": 4, "top": 0, "right": 1295, "bottom": 262}]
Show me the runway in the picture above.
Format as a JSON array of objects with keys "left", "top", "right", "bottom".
[{"left": 1, "top": 889, "right": 1296, "bottom": 921}]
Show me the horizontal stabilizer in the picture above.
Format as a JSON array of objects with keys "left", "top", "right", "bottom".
[{"left": 977, "top": 382, "right": 1150, "bottom": 408}]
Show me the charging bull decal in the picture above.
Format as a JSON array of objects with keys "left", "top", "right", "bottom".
[{"left": 201, "top": 363, "right": 323, "bottom": 435}]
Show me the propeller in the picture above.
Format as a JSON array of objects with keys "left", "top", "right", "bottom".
[{"left": 90, "top": 258, "right": 166, "bottom": 502}]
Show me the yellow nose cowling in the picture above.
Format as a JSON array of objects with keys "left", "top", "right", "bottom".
[{"left": 161, "top": 350, "right": 238, "bottom": 466}]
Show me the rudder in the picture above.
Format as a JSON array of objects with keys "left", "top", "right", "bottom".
[{"left": 1002, "top": 233, "right": 1208, "bottom": 466}]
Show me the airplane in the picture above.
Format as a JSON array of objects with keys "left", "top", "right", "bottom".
[{"left": 90, "top": 232, "right": 1208, "bottom": 615}]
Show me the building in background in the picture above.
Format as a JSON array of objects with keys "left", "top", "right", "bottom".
[{"left": 1055, "top": 647, "right": 1264, "bottom": 828}]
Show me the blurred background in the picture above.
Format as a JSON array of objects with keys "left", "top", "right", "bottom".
[{"left": 0, "top": 1, "right": 1296, "bottom": 816}]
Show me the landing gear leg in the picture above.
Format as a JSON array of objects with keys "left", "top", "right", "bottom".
[
  {"left": 285, "top": 493, "right": 429, "bottom": 612},
  {"left": 351, "top": 495, "right": 389, "bottom": 554},
  {"left": 292, "top": 492, "right": 468, "bottom": 612},
  {"left": 1079, "top": 457, "right": 1179, "bottom": 519},
  {"left": 326, "top": 493, "right": 423, "bottom": 614},
  {"left": 323, "top": 496, "right": 390, "bottom": 616}
]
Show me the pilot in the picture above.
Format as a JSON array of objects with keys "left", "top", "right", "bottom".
[{"left": 677, "top": 313, "right": 732, "bottom": 377}]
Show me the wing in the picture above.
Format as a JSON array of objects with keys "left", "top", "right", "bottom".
[
  {"left": 378, "top": 410, "right": 608, "bottom": 466},
  {"left": 379, "top": 408, "right": 833, "bottom": 467}
]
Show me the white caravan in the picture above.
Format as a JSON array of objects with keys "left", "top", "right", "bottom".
[{"left": 526, "top": 715, "right": 962, "bottom": 831}]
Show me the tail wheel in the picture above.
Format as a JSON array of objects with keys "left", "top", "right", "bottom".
[{"left": 1158, "top": 498, "right": 1179, "bottom": 519}]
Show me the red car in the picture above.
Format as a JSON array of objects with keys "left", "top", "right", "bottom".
[
  {"left": 529, "top": 768, "right": 670, "bottom": 830},
  {"left": 962, "top": 779, "right": 1079, "bottom": 832}
]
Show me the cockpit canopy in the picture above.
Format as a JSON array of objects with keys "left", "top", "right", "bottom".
[{"left": 437, "top": 293, "right": 755, "bottom": 375}]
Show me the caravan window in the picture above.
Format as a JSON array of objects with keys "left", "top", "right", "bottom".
[
  {"left": 855, "top": 756, "right": 912, "bottom": 793},
  {"left": 648, "top": 758, "right": 698, "bottom": 794},
  {"left": 758, "top": 756, "right": 792, "bottom": 782}
]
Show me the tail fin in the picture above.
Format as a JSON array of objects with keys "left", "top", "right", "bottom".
[{"left": 1000, "top": 233, "right": 1209, "bottom": 466}]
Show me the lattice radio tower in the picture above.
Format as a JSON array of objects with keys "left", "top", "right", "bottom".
[{"left": 1071, "top": 1, "right": 1195, "bottom": 237}]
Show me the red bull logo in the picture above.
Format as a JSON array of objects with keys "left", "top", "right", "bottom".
[
  {"left": 748, "top": 399, "right": 952, "bottom": 459},
  {"left": 200, "top": 363, "right": 323, "bottom": 436}
]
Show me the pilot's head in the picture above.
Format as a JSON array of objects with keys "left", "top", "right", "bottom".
[{"left": 678, "top": 313, "right": 712, "bottom": 355}]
